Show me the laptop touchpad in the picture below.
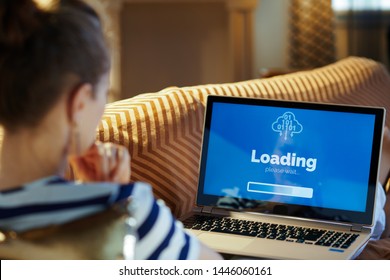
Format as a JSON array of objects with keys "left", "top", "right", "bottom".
[{"left": 197, "top": 233, "right": 252, "bottom": 251}]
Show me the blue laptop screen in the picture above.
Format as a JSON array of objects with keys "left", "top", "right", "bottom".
[{"left": 198, "top": 96, "right": 384, "bottom": 224}]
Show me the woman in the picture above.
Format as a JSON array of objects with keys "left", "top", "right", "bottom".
[{"left": 0, "top": 0, "right": 221, "bottom": 260}]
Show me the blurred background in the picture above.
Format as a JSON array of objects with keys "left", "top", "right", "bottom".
[{"left": 36, "top": 0, "right": 390, "bottom": 101}]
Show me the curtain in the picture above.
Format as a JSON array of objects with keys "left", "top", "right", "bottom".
[
  {"left": 333, "top": 0, "right": 389, "bottom": 68},
  {"left": 289, "top": 0, "right": 336, "bottom": 69}
]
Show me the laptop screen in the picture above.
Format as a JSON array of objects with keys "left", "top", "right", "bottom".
[{"left": 197, "top": 96, "right": 385, "bottom": 225}]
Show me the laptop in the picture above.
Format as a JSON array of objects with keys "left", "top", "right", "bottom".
[{"left": 182, "top": 95, "right": 385, "bottom": 259}]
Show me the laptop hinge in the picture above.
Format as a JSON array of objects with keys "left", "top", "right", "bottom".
[
  {"left": 201, "top": 206, "right": 214, "bottom": 214},
  {"left": 350, "top": 225, "right": 363, "bottom": 232},
  {"left": 193, "top": 207, "right": 202, "bottom": 214}
]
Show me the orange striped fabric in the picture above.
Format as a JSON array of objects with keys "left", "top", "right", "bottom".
[
  {"left": 97, "top": 90, "right": 205, "bottom": 218},
  {"left": 96, "top": 56, "right": 388, "bottom": 217}
]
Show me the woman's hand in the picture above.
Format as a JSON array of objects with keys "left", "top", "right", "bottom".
[{"left": 68, "top": 141, "right": 131, "bottom": 184}]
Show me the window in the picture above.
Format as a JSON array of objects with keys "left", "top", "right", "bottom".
[{"left": 332, "top": 0, "right": 390, "bottom": 11}]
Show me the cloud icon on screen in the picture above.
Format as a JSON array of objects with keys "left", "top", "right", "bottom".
[{"left": 272, "top": 112, "right": 303, "bottom": 140}]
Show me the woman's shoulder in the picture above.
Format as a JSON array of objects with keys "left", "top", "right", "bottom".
[
  {"left": 4, "top": 176, "right": 152, "bottom": 199},
  {"left": 0, "top": 176, "right": 154, "bottom": 232}
]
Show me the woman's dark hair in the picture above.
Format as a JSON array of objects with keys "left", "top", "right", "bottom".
[{"left": 0, "top": 0, "right": 110, "bottom": 131}]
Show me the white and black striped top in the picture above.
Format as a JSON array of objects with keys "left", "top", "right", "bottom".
[{"left": 0, "top": 176, "right": 200, "bottom": 260}]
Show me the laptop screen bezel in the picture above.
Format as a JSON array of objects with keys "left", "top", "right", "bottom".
[{"left": 197, "top": 95, "right": 385, "bottom": 226}]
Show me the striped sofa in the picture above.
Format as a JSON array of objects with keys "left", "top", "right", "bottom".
[{"left": 98, "top": 56, "right": 390, "bottom": 218}]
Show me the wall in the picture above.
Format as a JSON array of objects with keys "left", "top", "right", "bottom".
[
  {"left": 254, "top": 0, "right": 290, "bottom": 74},
  {"left": 120, "top": 0, "right": 291, "bottom": 99},
  {"left": 121, "top": 2, "right": 230, "bottom": 98}
]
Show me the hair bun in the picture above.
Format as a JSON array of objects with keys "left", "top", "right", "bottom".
[{"left": 0, "top": 0, "right": 43, "bottom": 47}]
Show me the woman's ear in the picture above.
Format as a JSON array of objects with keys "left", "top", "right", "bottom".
[{"left": 67, "top": 83, "right": 93, "bottom": 124}]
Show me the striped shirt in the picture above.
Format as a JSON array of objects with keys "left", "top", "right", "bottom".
[{"left": 0, "top": 176, "right": 200, "bottom": 260}]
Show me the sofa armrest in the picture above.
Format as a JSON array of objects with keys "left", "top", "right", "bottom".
[{"left": 97, "top": 90, "right": 204, "bottom": 218}]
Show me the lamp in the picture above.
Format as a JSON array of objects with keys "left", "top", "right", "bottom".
[{"left": 33, "top": 0, "right": 58, "bottom": 10}]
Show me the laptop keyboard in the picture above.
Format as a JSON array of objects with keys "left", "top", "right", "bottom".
[{"left": 183, "top": 215, "right": 359, "bottom": 249}]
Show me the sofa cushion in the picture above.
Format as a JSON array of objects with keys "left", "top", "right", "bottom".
[{"left": 97, "top": 57, "right": 390, "bottom": 218}]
